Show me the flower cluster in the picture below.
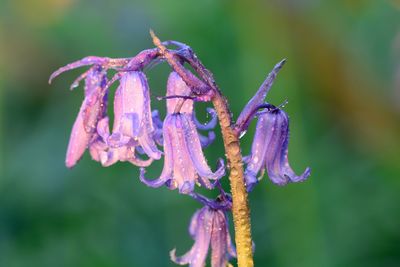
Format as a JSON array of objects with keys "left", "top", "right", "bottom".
[{"left": 50, "top": 37, "right": 310, "bottom": 266}]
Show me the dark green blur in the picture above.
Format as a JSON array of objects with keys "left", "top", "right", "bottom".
[{"left": 1, "top": 0, "right": 400, "bottom": 266}]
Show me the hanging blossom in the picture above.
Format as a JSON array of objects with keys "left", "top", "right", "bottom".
[
  {"left": 49, "top": 56, "right": 162, "bottom": 168},
  {"left": 170, "top": 194, "right": 236, "bottom": 267},
  {"left": 236, "top": 60, "right": 311, "bottom": 191},
  {"left": 140, "top": 72, "right": 224, "bottom": 194},
  {"left": 90, "top": 71, "right": 162, "bottom": 166},
  {"left": 50, "top": 63, "right": 108, "bottom": 168},
  {"left": 244, "top": 106, "right": 311, "bottom": 190}
]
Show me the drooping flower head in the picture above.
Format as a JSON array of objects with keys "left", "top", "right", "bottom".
[
  {"left": 170, "top": 205, "right": 236, "bottom": 267},
  {"left": 140, "top": 72, "right": 224, "bottom": 194},
  {"left": 90, "top": 71, "right": 162, "bottom": 166},
  {"left": 50, "top": 55, "right": 163, "bottom": 168},
  {"left": 234, "top": 60, "right": 310, "bottom": 191},
  {"left": 61, "top": 65, "right": 108, "bottom": 168},
  {"left": 245, "top": 106, "right": 311, "bottom": 191}
]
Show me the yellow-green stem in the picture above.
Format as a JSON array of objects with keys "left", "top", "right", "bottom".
[{"left": 212, "top": 92, "right": 254, "bottom": 267}]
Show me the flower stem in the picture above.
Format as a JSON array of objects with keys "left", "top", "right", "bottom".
[{"left": 211, "top": 91, "right": 254, "bottom": 267}]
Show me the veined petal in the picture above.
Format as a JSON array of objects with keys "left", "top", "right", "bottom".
[
  {"left": 181, "top": 115, "right": 225, "bottom": 180},
  {"left": 65, "top": 67, "right": 108, "bottom": 168},
  {"left": 167, "top": 72, "right": 193, "bottom": 114},
  {"left": 266, "top": 110, "right": 311, "bottom": 185},
  {"left": 244, "top": 112, "right": 276, "bottom": 191},
  {"left": 171, "top": 115, "right": 197, "bottom": 194},
  {"left": 171, "top": 208, "right": 213, "bottom": 267},
  {"left": 210, "top": 210, "right": 229, "bottom": 267},
  {"left": 139, "top": 116, "right": 174, "bottom": 188},
  {"left": 65, "top": 107, "right": 92, "bottom": 168}
]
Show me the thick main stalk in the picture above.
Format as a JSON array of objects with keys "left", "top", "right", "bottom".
[{"left": 211, "top": 92, "right": 254, "bottom": 267}]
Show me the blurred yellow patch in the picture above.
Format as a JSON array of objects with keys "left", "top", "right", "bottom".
[{"left": 11, "top": 0, "right": 74, "bottom": 26}]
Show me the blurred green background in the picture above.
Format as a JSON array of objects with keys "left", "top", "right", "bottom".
[{"left": 1, "top": 0, "right": 400, "bottom": 266}]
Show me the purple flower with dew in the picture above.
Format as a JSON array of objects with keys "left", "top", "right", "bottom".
[
  {"left": 170, "top": 205, "right": 236, "bottom": 267},
  {"left": 56, "top": 64, "right": 108, "bottom": 168},
  {"left": 140, "top": 72, "right": 225, "bottom": 194},
  {"left": 106, "top": 71, "right": 161, "bottom": 160},
  {"left": 88, "top": 116, "right": 154, "bottom": 167},
  {"left": 244, "top": 106, "right": 311, "bottom": 191}
]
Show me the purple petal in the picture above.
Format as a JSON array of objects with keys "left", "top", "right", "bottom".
[
  {"left": 236, "top": 59, "right": 286, "bottom": 133},
  {"left": 210, "top": 210, "right": 230, "bottom": 267},
  {"left": 49, "top": 56, "right": 110, "bottom": 84},
  {"left": 89, "top": 138, "right": 107, "bottom": 162},
  {"left": 193, "top": 107, "right": 217, "bottom": 131},
  {"left": 82, "top": 67, "right": 108, "bottom": 133},
  {"left": 65, "top": 103, "right": 92, "bottom": 168},
  {"left": 181, "top": 115, "right": 225, "bottom": 180},
  {"left": 166, "top": 72, "right": 193, "bottom": 114},
  {"left": 266, "top": 110, "right": 311, "bottom": 185},
  {"left": 138, "top": 131, "right": 163, "bottom": 160},
  {"left": 171, "top": 115, "right": 197, "bottom": 193},
  {"left": 244, "top": 113, "right": 277, "bottom": 191},
  {"left": 139, "top": 118, "right": 174, "bottom": 188},
  {"left": 171, "top": 208, "right": 212, "bottom": 267},
  {"left": 198, "top": 131, "right": 215, "bottom": 148}
]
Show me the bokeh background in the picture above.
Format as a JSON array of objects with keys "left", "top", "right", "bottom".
[{"left": 1, "top": 0, "right": 400, "bottom": 266}]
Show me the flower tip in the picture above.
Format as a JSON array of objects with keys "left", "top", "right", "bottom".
[
  {"left": 65, "top": 159, "right": 77, "bottom": 169},
  {"left": 244, "top": 170, "right": 259, "bottom": 192},
  {"left": 169, "top": 248, "right": 178, "bottom": 263},
  {"left": 48, "top": 72, "right": 57, "bottom": 84},
  {"left": 274, "top": 58, "right": 287, "bottom": 72},
  {"left": 179, "top": 181, "right": 194, "bottom": 194},
  {"left": 301, "top": 167, "right": 312, "bottom": 180}
]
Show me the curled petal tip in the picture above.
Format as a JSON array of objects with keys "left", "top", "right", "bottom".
[
  {"left": 276, "top": 58, "right": 287, "bottom": 70},
  {"left": 244, "top": 170, "right": 258, "bottom": 192},
  {"left": 292, "top": 167, "right": 311, "bottom": 182},
  {"left": 170, "top": 248, "right": 183, "bottom": 264}
]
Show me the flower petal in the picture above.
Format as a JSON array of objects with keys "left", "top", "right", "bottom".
[
  {"left": 181, "top": 115, "right": 225, "bottom": 180},
  {"left": 211, "top": 210, "right": 230, "bottom": 267},
  {"left": 65, "top": 103, "right": 92, "bottom": 168},
  {"left": 171, "top": 115, "right": 197, "bottom": 193},
  {"left": 236, "top": 59, "right": 286, "bottom": 132},
  {"left": 49, "top": 56, "right": 110, "bottom": 84},
  {"left": 166, "top": 72, "right": 193, "bottom": 114},
  {"left": 244, "top": 112, "right": 276, "bottom": 191},
  {"left": 198, "top": 131, "right": 215, "bottom": 148},
  {"left": 266, "top": 110, "right": 311, "bottom": 185},
  {"left": 193, "top": 107, "right": 217, "bottom": 131},
  {"left": 139, "top": 117, "right": 175, "bottom": 188},
  {"left": 171, "top": 208, "right": 213, "bottom": 267}
]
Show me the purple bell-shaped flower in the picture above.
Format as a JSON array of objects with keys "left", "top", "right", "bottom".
[
  {"left": 170, "top": 205, "right": 236, "bottom": 267},
  {"left": 140, "top": 72, "right": 224, "bottom": 194},
  {"left": 245, "top": 107, "right": 311, "bottom": 190}
]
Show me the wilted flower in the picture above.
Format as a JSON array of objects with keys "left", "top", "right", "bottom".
[
  {"left": 170, "top": 205, "right": 236, "bottom": 267},
  {"left": 140, "top": 72, "right": 224, "bottom": 194},
  {"left": 245, "top": 106, "right": 311, "bottom": 190}
]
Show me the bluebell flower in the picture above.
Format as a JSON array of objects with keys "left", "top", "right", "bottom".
[
  {"left": 140, "top": 72, "right": 224, "bottom": 194},
  {"left": 171, "top": 205, "right": 236, "bottom": 267},
  {"left": 245, "top": 107, "right": 311, "bottom": 190}
]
